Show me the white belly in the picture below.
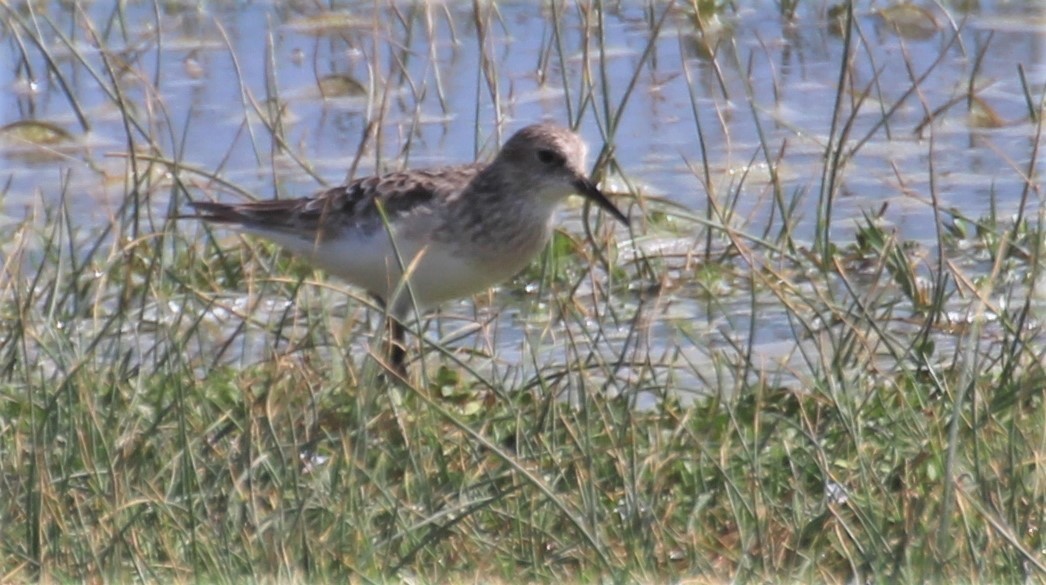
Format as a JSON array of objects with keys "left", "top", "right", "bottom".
[{"left": 256, "top": 226, "right": 542, "bottom": 318}]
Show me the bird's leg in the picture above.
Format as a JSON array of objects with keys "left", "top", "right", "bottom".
[
  {"left": 386, "top": 317, "right": 408, "bottom": 379},
  {"left": 369, "top": 294, "right": 409, "bottom": 378}
]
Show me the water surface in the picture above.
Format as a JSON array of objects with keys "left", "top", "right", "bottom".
[{"left": 2, "top": 0, "right": 1043, "bottom": 392}]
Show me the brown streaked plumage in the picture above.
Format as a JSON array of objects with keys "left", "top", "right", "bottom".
[{"left": 188, "top": 123, "right": 629, "bottom": 376}]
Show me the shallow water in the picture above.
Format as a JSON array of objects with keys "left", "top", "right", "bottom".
[{"left": 1, "top": 0, "right": 1043, "bottom": 390}]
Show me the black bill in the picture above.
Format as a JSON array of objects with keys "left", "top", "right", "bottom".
[{"left": 573, "top": 177, "right": 630, "bottom": 226}]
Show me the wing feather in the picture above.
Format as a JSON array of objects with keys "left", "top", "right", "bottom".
[{"left": 189, "top": 163, "right": 483, "bottom": 240}]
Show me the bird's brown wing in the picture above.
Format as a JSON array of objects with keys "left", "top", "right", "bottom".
[{"left": 188, "top": 163, "right": 484, "bottom": 239}]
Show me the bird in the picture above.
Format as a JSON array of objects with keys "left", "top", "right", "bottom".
[{"left": 187, "top": 123, "right": 630, "bottom": 377}]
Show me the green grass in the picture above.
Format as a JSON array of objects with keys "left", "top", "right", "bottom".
[{"left": 2, "top": 0, "right": 1046, "bottom": 583}]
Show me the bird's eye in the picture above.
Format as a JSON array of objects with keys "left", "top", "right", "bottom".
[{"left": 536, "top": 149, "right": 565, "bottom": 166}]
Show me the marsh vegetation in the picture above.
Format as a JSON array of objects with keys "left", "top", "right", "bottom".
[{"left": 1, "top": 0, "right": 1044, "bottom": 582}]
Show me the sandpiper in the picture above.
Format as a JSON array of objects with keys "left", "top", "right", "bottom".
[{"left": 188, "top": 123, "right": 630, "bottom": 375}]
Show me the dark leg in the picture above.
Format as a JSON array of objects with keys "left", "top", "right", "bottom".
[
  {"left": 387, "top": 318, "right": 408, "bottom": 379},
  {"left": 370, "top": 294, "right": 408, "bottom": 379}
]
